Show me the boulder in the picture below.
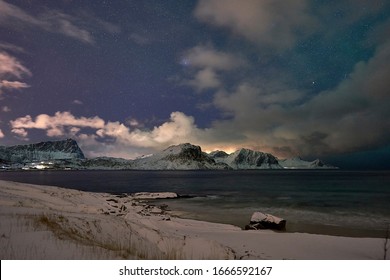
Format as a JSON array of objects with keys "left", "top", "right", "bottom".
[{"left": 245, "top": 212, "right": 286, "bottom": 231}]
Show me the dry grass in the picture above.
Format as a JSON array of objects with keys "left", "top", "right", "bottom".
[
  {"left": 1, "top": 210, "right": 232, "bottom": 259},
  {"left": 1, "top": 213, "right": 114, "bottom": 259},
  {"left": 32, "top": 212, "right": 165, "bottom": 259}
]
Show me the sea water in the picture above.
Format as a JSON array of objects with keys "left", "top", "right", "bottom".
[{"left": 1, "top": 170, "right": 389, "bottom": 237}]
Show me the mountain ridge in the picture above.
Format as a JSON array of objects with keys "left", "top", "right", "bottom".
[
  {"left": 0, "top": 139, "right": 337, "bottom": 170},
  {"left": 212, "top": 148, "right": 282, "bottom": 169}
]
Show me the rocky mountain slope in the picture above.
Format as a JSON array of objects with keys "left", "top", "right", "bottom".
[
  {"left": 0, "top": 139, "right": 85, "bottom": 163},
  {"left": 211, "top": 148, "right": 282, "bottom": 169},
  {"left": 132, "top": 143, "right": 229, "bottom": 170}
]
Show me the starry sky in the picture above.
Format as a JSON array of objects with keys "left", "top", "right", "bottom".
[{"left": 1, "top": 0, "right": 390, "bottom": 169}]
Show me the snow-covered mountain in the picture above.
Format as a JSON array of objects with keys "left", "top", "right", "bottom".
[
  {"left": 132, "top": 143, "right": 230, "bottom": 170},
  {"left": 0, "top": 139, "right": 337, "bottom": 170},
  {"left": 278, "top": 157, "right": 337, "bottom": 169},
  {"left": 211, "top": 148, "right": 282, "bottom": 169},
  {"left": 0, "top": 139, "right": 85, "bottom": 163}
]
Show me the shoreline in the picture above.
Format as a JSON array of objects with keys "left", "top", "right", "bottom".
[
  {"left": 164, "top": 209, "right": 388, "bottom": 239},
  {"left": 0, "top": 179, "right": 388, "bottom": 260},
  {"left": 152, "top": 199, "right": 388, "bottom": 239}
]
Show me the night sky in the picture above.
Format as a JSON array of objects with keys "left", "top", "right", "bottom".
[{"left": 1, "top": 0, "right": 390, "bottom": 169}]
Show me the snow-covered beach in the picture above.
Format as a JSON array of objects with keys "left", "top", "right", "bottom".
[{"left": 0, "top": 179, "right": 387, "bottom": 260}]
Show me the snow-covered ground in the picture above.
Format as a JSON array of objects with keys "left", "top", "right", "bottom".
[{"left": 0, "top": 180, "right": 386, "bottom": 260}]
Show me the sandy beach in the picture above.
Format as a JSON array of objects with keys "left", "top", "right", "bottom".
[{"left": 0, "top": 179, "right": 388, "bottom": 260}]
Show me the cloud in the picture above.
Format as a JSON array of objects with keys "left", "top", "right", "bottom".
[
  {"left": 8, "top": 110, "right": 246, "bottom": 158},
  {"left": 206, "top": 36, "right": 390, "bottom": 157},
  {"left": 10, "top": 128, "right": 28, "bottom": 138},
  {"left": 181, "top": 45, "right": 247, "bottom": 91},
  {"left": 186, "top": 68, "right": 221, "bottom": 91},
  {"left": 294, "top": 39, "right": 390, "bottom": 155},
  {"left": 0, "top": 0, "right": 119, "bottom": 44},
  {"left": 78, "top": 10, "right": 121, "bottom": 34},
  {"left": 214, "top": 82, "right": 305, "bottom": 114},
  {"left": 6, "top": 109, "right": 281, "bottom": 158},
  {"left": 0, "top": 42, "right": 25, "bottom": 53},
  {"left": 0, "top": 80, "right": 29, "bottom": 90},
  {"left": 194, "top": 0, "right": 318, "bottom": 50},
  {"left": 10, "top": 112, "right": 106, "bottom": 143},
  {"left": 0, "top": 51, "right": 31, "bottom": 95},
  {"left": 0, "top": 0, "right": 92, "bottom": 43},
  {"left": 179, "top": 0, "right": 390, "bottom": 158},
  {"left": 183, "top": 45, "right": 247, "bottom": 70},
  {"left": 72, "top": 99, "right": 83, "bottom": 105},
  {"left": 96, "top": 112, "right": 201, "bottom": 148},
  {"left": 9, "top": 111, "right": 205, "bottom": 158},
  {"left": 0, "top": 0, "right": 42, "bottom": 26},
  {"left": 0, "top": 51, "right": 31, "bottom": 79},
  {"left": 129, "top": 33, "right": 153, "bottom": 46},
  {"left": 0, "top": 129, "right": 4, "bottom": 138},
  {"left": 194, "top": 0, "right": 388, "bottom": 51},
  {"left": 42, "top": 12, "right": 94, "bottom": 44},
  {"left": 2, "top": 106, "right": 11, "bottom": 112},
  {"left": 127, "top": 118, "right": 140, "bottom": 127},
  {"left": 10, "top": 111, "right": 105, "bottom": 138}
]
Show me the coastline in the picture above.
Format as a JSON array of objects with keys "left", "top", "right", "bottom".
[
  {"left": 158, "top": 202, "right": 388, "bottom": 239},
  {"left": 0, "top": 179, "right": 388, "bottom": 260}
]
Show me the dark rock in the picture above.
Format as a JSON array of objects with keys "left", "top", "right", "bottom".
[
  {"left": 209, "top": 150, "right": 229, "bottom": 159},
  {"left": 232, "top": 149, "right": 280, "bottom": 168},
  {"left": 159, "top": 204, "right": 169, "bottom": 210}
]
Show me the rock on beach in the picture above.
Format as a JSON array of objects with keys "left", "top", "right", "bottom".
[{"left": 245, "top": 212, "right": 286, "bottom": 231}]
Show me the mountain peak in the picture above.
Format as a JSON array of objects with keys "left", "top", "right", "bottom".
[
  {"left": 211, "top": 147, "right": 281, "bottom": 169},
  {"left": 162, "top": 143, "right": 204, "bottom": 161},
  {"left": 209, "top": 150, "right": 229, "bottom": 158},
  {"left": 132, "top": 142, "right": 228, "bottom": 170}
]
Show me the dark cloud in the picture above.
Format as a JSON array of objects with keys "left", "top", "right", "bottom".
[{"left": 195, "top": 0, "right": 318, "bottom": 50}]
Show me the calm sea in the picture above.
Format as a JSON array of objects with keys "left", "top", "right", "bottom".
[{"left": 1, "top": 170, "right": 389, "bottom": 237}]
